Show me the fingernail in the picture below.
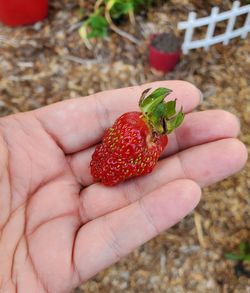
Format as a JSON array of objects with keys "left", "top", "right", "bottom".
[{"left": 199, "top": 89, "right": 204, "bottom": 103}]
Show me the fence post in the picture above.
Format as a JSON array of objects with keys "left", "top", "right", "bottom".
[
  {"left": 204, "top": 6, "right": 219, "bottom": 50},
  {"left": 241, "top": 10, "right": 250, "bottom": 39},
  {"left": 181, "top": 11, "right": 196, "bottom": 54},
  {"left": 223, "top": 1, "right": 240, "bottom": 45}
]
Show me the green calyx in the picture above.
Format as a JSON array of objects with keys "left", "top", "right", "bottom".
[{"left": 139, "top": 87, "right": 184, "bottom": 135}]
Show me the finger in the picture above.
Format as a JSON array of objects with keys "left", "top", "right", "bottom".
[
  {"left": 68, "top": 110, "right": 240, "bottom": 186},
  {"left": 78, "top": 138, "right": 247, "bottom": 223},
  {"left": 34, "top": 81, "right": 201, "bottom": 154},
  {"left": 73, "top": 179, "right": 201, "bottom": 283}
]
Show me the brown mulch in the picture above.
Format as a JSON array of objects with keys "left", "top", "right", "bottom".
[{"left": 0, "top": 1, "right": 249, "bottom": 292}]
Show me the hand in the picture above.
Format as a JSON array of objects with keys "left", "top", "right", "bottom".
[{"left": 0, "top": 81, "right": 247, "bottom": 293}]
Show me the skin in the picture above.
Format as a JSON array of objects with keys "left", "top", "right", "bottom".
[{"left": 0, "top": 80, "right": 247, "bottom": 293}]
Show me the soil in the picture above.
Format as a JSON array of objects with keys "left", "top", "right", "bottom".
[
  {"left": 0, "top": 0, "right": 249, "bottom": 292},
  {"left": 151, "top": 33, "right": 181, "bottom": 52}
]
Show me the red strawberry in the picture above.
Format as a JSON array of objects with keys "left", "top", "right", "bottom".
[{"left": 90, "top": 87, "right": 184, "bottom": 186}]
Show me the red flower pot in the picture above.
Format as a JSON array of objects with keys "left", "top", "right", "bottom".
[
  {"left": 0, "top": 0, "right": 48, "bottom": 26},
  {"left": 149, "top": 34, "right": 181, "bottom": 73}
]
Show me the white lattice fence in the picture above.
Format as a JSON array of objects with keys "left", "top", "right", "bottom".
[{"left": 178, "top": 1, "right": 250, "bottom": 54}]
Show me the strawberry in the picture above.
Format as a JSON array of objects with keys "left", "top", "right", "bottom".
[{"left": 90, "top": 87, "right": 184, "bottom": 186}]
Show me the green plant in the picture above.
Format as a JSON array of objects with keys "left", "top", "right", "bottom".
[
  {"left": 79, "top": 0, "right": 152, "bottom": 41},
  {"left": 225, "top": 242, "right": 250, "bottom": 262},
  {"left": 79, "top": 9, "right": 108, "bottom": 39},
  {"left": 225, "top": 242, "right": 250, "bottom": 278}
]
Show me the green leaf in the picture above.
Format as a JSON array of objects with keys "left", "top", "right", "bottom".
[
  {"left": 224, "top": 242, "right": 250, "bottom": 262},
  {"left": 148, "top": 103, "right": 165, "bottom": 133},
  {"left": 82, "top": 13, "right": 108, "bottom": 39},
  {"left": 150, "top": 87, "right": 172, "bottom": 98},
  {"left": 225, "top": 253, "right": 250, "bottom": 261},
  {"left": 87, "top": 29, "right": 107, "bottom": 39},
  {"left": 110, "top": 1, "right": 133, "bottom": 18},
  {"left": 174, "top": 109, "right": 185, "bottom": 128},
  {"left": 165, "top": 110, "right": 184, "bottom": 134},
  {"left": 225, "top": 253, "right": 244, "bottom": 261},
  {"left": 139, "top": 87, "right": 184, "bottom": 135},
  {"left": 149, "top": 100, "right": 176, "bottom": 125},
  {"left": 164, "top": 100, "right": 176, "bottom": 118},
  {"left": 90, "top": 15, "right": 108, "bottom": 29},
  {"left": 139, "top": 87, "right": 172, "bottom": 113},
  {"left": 153, "top": 103, "right": 166, "bottom": 117}
]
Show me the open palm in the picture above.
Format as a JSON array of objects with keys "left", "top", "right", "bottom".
[{"left": 0, "top": 81, "right": 247, "bottom": 293}]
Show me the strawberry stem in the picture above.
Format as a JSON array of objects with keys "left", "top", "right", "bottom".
[{"left": 139, "top": 87, "right": 184, "bottom": 134}]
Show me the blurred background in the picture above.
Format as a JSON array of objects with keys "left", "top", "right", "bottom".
[{"left": 0, "top": 0, "right": 249, "bottom": 292}]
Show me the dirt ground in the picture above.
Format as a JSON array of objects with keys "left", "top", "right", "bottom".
[{"left": 0, "top": 0, "right": 249, "bottom": 292}]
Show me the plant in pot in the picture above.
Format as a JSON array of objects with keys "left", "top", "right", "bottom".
[
  {"left": 0, "top": 0, "right": 48, "bottom": 26},
  {"left": 149, "top": 32, "right": 182, "bottom": 73}
]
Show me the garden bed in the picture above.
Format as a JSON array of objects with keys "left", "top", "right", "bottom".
[{"left": 0, "top": 0, "right": 249, "bottom": 292}]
